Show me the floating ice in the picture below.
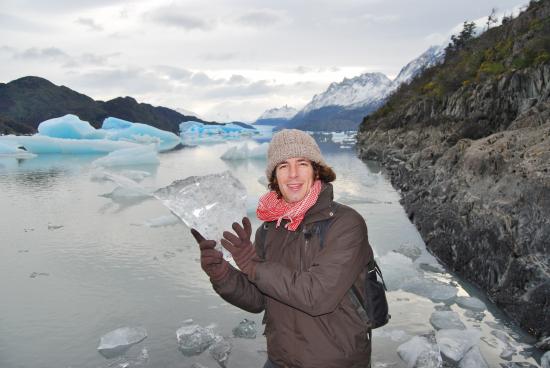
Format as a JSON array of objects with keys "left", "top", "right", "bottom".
[
  {"left": 97, "top": 327, "right": 147, "bottom": 358},
  {"left": 180, "top": 121, "right": 257, "bottom": 145},
  {"left": 458, "top": 346, "right": 488, "bottom": 368},
  {"left": 0, "top": 135, "right": 139, "bottom": 154},
  {"left": 397, "top": 332, "right": 442, "bottom": 368},
  {"left": 220, "top": 142, "right": 268, "bottom": 160},
  {"left": 38, "top": 114, "right": 105, "bottom": 139},
  {"left": 232, "top": 319, "right": 257, "bottom": 339},
  {"left": 209, "top": 336, "right": 232, "bottom": 367},
  {"left": 429, "top": 311, "right": 466, "bottom": 330},
  {"left": 401, "top": 278, "right": 458, "bottom": 302},
  {"left": 92, "top": 145, "right": 159, "bottom": 167},
  {"left": 135, "top": 214, "right": 180, "bottom": 228},
  {"left": 455, "top": 296, "right": 487, "bottom": 311},
  {"left": 500, "top": 363, "right": 538, "bottom": 368},
  {"left": 101, "top": 117, "right": 181, "bottom": 152},
  {"left": 435, "top": 328, "right": 481, "bottom": 363},
  {"left": 373, "top": 328, "right": 410, "bottom": 342},
  {"left": 542, "top": 351, "right": 550, "bottom": 368},
  {"left": 99, "top": 172, "right": 153, "bottom": 201},
  {"left": 176, "top": 322, "right": 216, "bottom": 356},
  {"left": 464, "top": 310, "right": 485, "bottom": 321},
  {"left": 335, "top": 192, "right": 383, "bottom": 205},
  {"left": 154, "top": 171, "right": 247, "bottom": 259},
  {"left": 0, "top": 142, "right": 37, "bottom": 159},
  {"left": 377, "top": 252, "right": 419, "bottom": 291}
]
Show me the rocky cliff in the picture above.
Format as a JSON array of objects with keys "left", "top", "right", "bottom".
[{"left": 357, "top": 1, "right": 550, "bottom": 338}]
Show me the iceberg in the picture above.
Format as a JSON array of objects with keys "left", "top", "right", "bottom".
[
  {"left": 38, "top": 114, "right": 105, "bottom": 139},
  {"left": 220, "top": 142, "right": 268, "bottom": 160},
  {"left": 0, "top": 135, "right": 139, "bottom": 154},
  {"left": 435, "top": 328, "right": 481, "bottom": 363},
  {"left": 397, "top": 332, "right": 442, "bottom": 368},
  {"left": 101, "top": 117, "right": 181, "bottom": 152},
  {"left": 429, "top": 311, "right": 466, "bottom": 330},
  {"left": 154, "top": 171, "right": 247, "bottom": 259},
  {"left": 97, "top": 326, "right": 147, "bottom": 358},
  {"left": 176, "top": 322, "right": 216, "bottom": 356},
  {"left": 92, "top": 145, "right": 159, "bottom": 167},
  {"left": 458, "top": 346, "right": 488, "bottom": 368},
  {"left": 455, "top": 296, "right": 487, "bottom": 311},
  {"left": 232, "top": 318, "right": 257, "bottom": 339},
  {"left": 180, "top": 121, "right": 257, "bottom": 145},
  {"left": 0, "top": 142, "right": 36, "bottom": 159}
]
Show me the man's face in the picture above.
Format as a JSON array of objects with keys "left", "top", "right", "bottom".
[{"left": 275, "top": 157, "right": 315, "bottom": 203}]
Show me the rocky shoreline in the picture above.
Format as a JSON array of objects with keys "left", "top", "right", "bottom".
[{"left": 356, "top": 64, "right": 550, "bottom": 339}]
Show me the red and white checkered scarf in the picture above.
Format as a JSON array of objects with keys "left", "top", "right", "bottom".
[{"left": 256, "top": 180, "right": 322, "bottom": 231}]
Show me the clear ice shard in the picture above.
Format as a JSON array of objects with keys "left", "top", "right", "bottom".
[
  {"left": 397, "top": 332, "right": 442, "bottom": 368},
  {"left": 97, "top": 326, "right": 147, "bottom": 358},
  {"left": 154, "top": 170, "right": 247, "bottom": 258},
  {"left": 176, "top": 322, "right": 216, "bottom": 356},
  {"left": 232, "top": 318, "right": 257, "bottom": 339}
]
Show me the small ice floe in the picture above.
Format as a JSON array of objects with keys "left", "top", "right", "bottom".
[
  {"left": 190, "top": 363, "right": 209, "bottom": 368},
  {"left": 209, "top": 336, "right": 232, "bottom": 367},
  {"left": 429, "top": 311, "right": 466, "bottom": 331},
  {"left": 490, "top": 330, "right": 518, "bottom": 360},
  {"left": 97, "top": 327, "right": 147, "bottom": 358},
  {"left": 373, "top": 328, "right": 410, "bottom": 342},
  {"left": 458, "top": 346, "right": 488, "bottom": 368},
  {"left": 29, "top": 272, "right": 49, "bottom": 278},
  {"left": 232, "top": 319, "right": 257, "bottom": 339},
  {"left": 48, "top": 224, "right": 64, "bottom": 230},
  {"left": 220, "top": 142, "right": 268, "bottom": 160},
  {"left": 92, "top": 145, "right": 159, "bottom": 167},
  {"left": 401, "top": 278, "right": 458, "bottom": 303},
  {"left": 435, "top": 328, "right": 481, "bottom": 364},
  {"left": 176, "top": 322, "right": 216, "bottom": 356},
  {"left": 18, "top": 249, "right": 30, "bottom": 253},
  {"left": 102, "top": 347, "right": 149, "bottom": 368},
  {"left": 377, "top": 252, "right": 419, "bottom": 291},
  {"left": 397, "top": 332, "right": 442, "bottom": 368},
  {"left": 133, "top": 214, "right": 180, "bottom": 228},
  {"left": 541, "top": 351, "right": 550, "bottom": 368},
  {"left": 455, "top": 296, "right": 487, "bottom": 311}
]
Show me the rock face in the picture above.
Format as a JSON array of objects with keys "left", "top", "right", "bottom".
[
  {"left": 356, "top": 1, "right": 550, "bottom": 338},
  {"left": 358, "top": 63, "right": 550, "bottom": 338}
]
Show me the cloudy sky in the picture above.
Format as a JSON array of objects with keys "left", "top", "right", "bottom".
[{"left": 0, "top": 0, "right": 528, "bottom": 122}]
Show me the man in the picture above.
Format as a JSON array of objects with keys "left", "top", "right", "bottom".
[{"left": 191, "top": 129, "right": 374, "bottom": 368}]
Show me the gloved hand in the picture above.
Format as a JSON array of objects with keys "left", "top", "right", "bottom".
[
  {"left": 191, "top": 228, "right": 230, "bottom": 282},
  {"left": 221, "top": 217, "right": 258, "bottom": 277}
]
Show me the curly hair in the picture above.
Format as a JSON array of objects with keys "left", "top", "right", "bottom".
[{"left": 268, "top": 161, "right": 336, "bottom": 198}]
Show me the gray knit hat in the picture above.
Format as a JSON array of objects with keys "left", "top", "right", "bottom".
[{"left": 265, "top": 129, "right": 327, "bottom": 179}]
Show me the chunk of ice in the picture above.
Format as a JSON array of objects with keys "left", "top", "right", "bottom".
[
  {"left": 0, "top": 142, "right": 37, "bottom": 159},
  {"left": 435, "top": 328, "right": 481, "bottom": 363},
  {"left": 429, "top": 311, "right": 466, "bottom": 331},
  {"left": 220, "top": 142, "right": 268, "bottom": 160},
  {"left": 154, "top": 171, "right": 247, "bottom": 258},
  {"left": 401, "top": 278, "right": 458, "bottom": 302},
  {"left": 373, "top": 328, "right": 410, "bottom": 342},
  {"left": 38, "top": 114, "right": 104, "bottom": 139},
  {"left": 0, "top": 135, "right": 139, "bottom": 154},
  {"left": 455, "top": 296, "right": 487, "bottom": 311},
  {"left": 232, "top": 319, "right": 257, "bottom": 339},
  {"left": 458, "top": 346, "right": 488, "bottom": 368},
  {"left": 377, "top": 252, "right": 419, "bottom": 291},
  {"left": 97, "top": 327, "right": 147, "bottom": 358},
  {"left": 397, "top": 332, "right": 442, "bottom": 368},
  {"left": 176, "top": 323, "right": 216, "bottom": 356},
  {"left": 92, "top": 145, "right": 159, "bottom": 167},
  {"left": 135, "top": 214, "right": 180, "bottom": 228},
  {"left": 209, "top": 336, "right": 232, "bottom": 367}
]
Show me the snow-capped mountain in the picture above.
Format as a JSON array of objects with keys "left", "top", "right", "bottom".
[
  {"left": 301, "top": 72, "right": 393, "bottom": 114},
  {"left": 392, "top": 45, "right": 445, "bottom": 86},
  {"left": 255, "top": 105, "right": 298, "bottom": 126},
  {"left": 176, "top": 107, "right": 202, "bottom": 119}
]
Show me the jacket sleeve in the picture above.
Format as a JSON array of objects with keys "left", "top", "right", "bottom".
[
  {"left": 249, "top": 211, "right": 370, "bottom": 316},
  {"left": 211, "top": 227, "right": 266, "bottom": 314}
]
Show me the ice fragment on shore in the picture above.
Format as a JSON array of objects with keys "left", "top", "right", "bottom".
[
  {"left": 97, "top": 327, "right": 147, "bottom": 358},
  {"left": 176, "top": 323, "right": 216, "bottom": 356},
  {"left": 154, "top": 171, "right": 247, "bottom": 259},
  {"left": 232, "top": 319, "right": 257, "bottom": 339},
  {"left": 435, "top": 328, "right": 480, "bottom": 363},
  {"left": 458, "top": 346, "right": 488, "bottom": 368},
  {"left": 401, "top": 278, "right": 458, "bottom": 302},
  {"left": 397, "top": 332, "right": 442, "bottom": 368},
  {"left": 429, "top": 311, "right": 466, "bottom": 330},
  {"left": 209, "top": 336, "right": 232, "bottom": 367},
  {"left": 455, "top": 296, "right": 487, "bottom": 311}
]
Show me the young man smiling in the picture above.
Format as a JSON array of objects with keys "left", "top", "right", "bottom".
[{"left": 191, "top": 129, "right": 374, "bottom": 368}]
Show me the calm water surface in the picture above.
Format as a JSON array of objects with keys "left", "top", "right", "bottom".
[{"left": 0, "top": 134, "right": 541, "bottom": 368}]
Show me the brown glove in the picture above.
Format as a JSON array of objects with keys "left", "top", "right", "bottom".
[
  {"left": 191, "top": 228, "right": 230, "bottom": 282},
  {"left": 221, "top": 217, "right": 258, "bottom": 277}
]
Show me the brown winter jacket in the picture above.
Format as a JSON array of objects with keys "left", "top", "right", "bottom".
[{"left": 213, "top": 183, "right": 374, "bottom": 368}]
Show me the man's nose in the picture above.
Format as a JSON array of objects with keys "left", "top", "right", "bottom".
[{"left": 289, "top": 162, "right": 298, "bottom": 178}]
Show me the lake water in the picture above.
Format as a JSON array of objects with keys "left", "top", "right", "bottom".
[{"left": 0, "top": 132, "right": 542, "bottom": 368}]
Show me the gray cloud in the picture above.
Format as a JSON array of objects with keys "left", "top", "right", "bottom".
[
  {"left": 228, "top": 74, "right": 249, "bottom": 85},
  {"left": 76, "top": 17, "right": 103, "bottom": 31},
  {"left": 200, "top": 52, "right": 237, "bottom": 61},
  {"left": 14, "top": 47, "right": 69, "bottom": 61},
  {"left": 146, "top": 6, "right": 214, "bottom": 31},
  {"left": 203, "top": 80, "right": 276, "bottom": 99},
  {"left": 74, "top": 67, "right": 172, "bottom": 95},
  {"left": 236, "top": 10, "right": 285, "bottom": 27},
  {"left": 0, "top": 12, "right": 50, "bottom": 32},
  {"left": 155, "top": 65, "right": 193, "bottom": 81}
]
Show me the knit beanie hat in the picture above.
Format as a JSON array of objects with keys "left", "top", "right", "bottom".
[{"left": 265, "top": 129, "right": 327, "bottom": 179}]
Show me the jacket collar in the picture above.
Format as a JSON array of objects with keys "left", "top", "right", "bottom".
[{"left": 302, "top": 182, "right": 335, "bottom": 226}]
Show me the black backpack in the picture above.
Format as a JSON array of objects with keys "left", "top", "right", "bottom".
[{"left": 256, "top": 202, "right": 390, "bottom": 330}]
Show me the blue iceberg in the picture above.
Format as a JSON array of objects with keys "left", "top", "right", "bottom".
[
  {"left": 0, "top": 135, "right": 139, "bottom": 154},
  {"left": 38, "top": 114, "right": 105, "bottom": 140},
  {"left": 180, "top": 121, "right": 258, "bottom": 145}
]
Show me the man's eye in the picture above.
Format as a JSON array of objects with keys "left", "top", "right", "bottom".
[{"left": 278, "top": 164, "right": 288, "bottom": 169}]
